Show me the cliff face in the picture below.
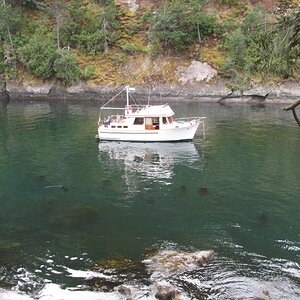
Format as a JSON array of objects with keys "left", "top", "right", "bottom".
[{"left": 4, "top": 71, "right": 300, "bottom": 103}]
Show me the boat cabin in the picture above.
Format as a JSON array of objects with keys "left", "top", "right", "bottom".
[{"left": 103, "top": 104, "right": 175, "bottom": 131}]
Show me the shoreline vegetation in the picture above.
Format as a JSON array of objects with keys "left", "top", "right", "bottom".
[{"left": 0, "top": 1, "right": 299, "bottom": 104}]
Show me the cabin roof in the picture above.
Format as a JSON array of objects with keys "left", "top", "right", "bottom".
[{"left": 130, "top": 104, "right": 174, "bottom": 117}]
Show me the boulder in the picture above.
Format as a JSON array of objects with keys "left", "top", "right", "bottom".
[
  {"left": 177, "top": 61, "right": 218, "bottom": 84},
  {"left": 154, "top": 282, "right": 181, "bottom": 300},
  {"left": 143, "top": 249, "right": 215, "bottom": 281}
]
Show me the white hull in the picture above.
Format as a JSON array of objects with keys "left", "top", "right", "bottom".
[{"left": 98, "top": 123, "right": 199, "bottom": 142}]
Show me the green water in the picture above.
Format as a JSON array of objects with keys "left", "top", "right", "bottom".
[{"left": 0, "top": 99, "right": 299, "bottom": 299}]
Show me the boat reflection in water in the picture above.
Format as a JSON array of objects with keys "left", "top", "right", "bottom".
[{"left": 98, "top": 141, "right": 204, "bottom": 195}]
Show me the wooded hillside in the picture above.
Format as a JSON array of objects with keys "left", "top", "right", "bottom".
[{"left": 0, "top": 0, "right": 299, "bottom": 88}]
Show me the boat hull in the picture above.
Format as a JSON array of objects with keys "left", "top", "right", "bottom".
[{"left": 98, "top": 123, "right": 199, "bottom": 142}]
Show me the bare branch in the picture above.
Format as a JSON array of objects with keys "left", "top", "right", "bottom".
[
  {"left": 283, "top": 99, "right": 300, "bottom": 111},
  {"left": 283, "top": 99, "right": 300, "bottom": 127}
]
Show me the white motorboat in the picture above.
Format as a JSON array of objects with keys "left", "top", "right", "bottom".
[{"left": 97, "top": 86, "right": 205, "bottom": 142}]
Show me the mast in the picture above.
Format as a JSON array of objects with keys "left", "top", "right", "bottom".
[{"left": 125, "top": 86, "right": 135, "bottom": 107}]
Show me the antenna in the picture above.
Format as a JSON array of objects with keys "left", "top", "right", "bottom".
[{"left": 148, "top": 87, "right": 151, "bottom": 106}]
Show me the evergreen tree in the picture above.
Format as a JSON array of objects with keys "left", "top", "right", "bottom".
[
  {"left": 268, "top": 11, "right": 300, "bottom": 77},
  {"left": 20, "top": 27, "right": 80, "bottom": 84},
  {"left": 62, "top": 0, "right": 118, "bottom": 54},
  {"left": 0, "top": 0, "right": 23, "bottom": 78}
]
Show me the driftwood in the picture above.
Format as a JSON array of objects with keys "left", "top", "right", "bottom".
[{"left": 283, "top": 99, "right": 300, "bottom": 127}]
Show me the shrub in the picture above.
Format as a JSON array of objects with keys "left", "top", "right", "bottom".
[
  {"left": 21, "top": 27, "right": 81, "bottom": 84},
  {"left": 20, "top": 28, "right": 57, "bottom": 79},
  {"left": 82, "top": 64, "right": 96, "bottom": 80},
  {"left": 54, "top": 49, "right": 81, "bottom": 85},
  {"left": 223, "top": 28, "right": 246, "bottom": 69}
]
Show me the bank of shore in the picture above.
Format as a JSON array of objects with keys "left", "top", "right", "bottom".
[{"left": 1, "top": 78, "right": 299, "bottom": 104}]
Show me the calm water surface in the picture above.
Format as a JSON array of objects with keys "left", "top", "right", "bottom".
[{"left": 0, "top": 99, "right": 299, "bottom": 299}]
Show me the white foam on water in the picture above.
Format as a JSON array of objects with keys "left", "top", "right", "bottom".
[
  {"left": 37, "top": 283, "right": 121, "bottom": 300},
  {"left": 64, "top": 266, "right": 114, "bottom": 280},
  {"left": 0, "top": 289, "right": 33, "bottom": 300}
]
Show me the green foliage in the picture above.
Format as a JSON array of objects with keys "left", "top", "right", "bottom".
[
  {"left": 0, "top": 2, "right": 24, "bottom": 78},
  {"left": 216, "top": 0, "right": 239, "bottom": 7},
  {"left": 223, "top": 28, "right": 246, "bottom": 69},
  {"left": 61, "top": 0, "right": 90, "bottom": 48},
  {"left": 0, "top": 0, "right": 299, "bottom": 84},
  {"left": 242, "top": 5, "right": 267, "bottom": 34},
  {"left": 121, "top": 42, "right": 138, "bottom": 54},
  {"left": 267, "top": 11, "right": 300, "bottom": 77},
  {"left": 94, "top": 0, "right": 114, "bottom": 4},
  {"left": 242, "top": 6, "right": 271, "bottom": 74},
  {"left": 150, "top": 0, "right": 188, "bottom": 51},
  {"left": 0, "top": 45, "right": 17, "bottom": 79},
  {"left": 20, "top": 27, "right": 80, "bottom": 84},
  {"left": 61, "top": 0, "right": 119, "bottom": 55},
  {"left": 245, "top": 29, "right": 273, "bottom": 74},
  {"left": 82, "top": 64, "right": 96, "bottom": 79},
  {"left": 54, "top": 50, "right": 81, "bottom": 85},
  {"left": 0, "top": 3, "right": 23, "bottom": 42},
  {"left": 150, "top": 0, "right": 216, "bottom": 52},
  {"left": 221, "top": 6, "right": 281, "bottom": 79},
  {"left": 20, "top": 28, "right": 57, "bottom": 79}
]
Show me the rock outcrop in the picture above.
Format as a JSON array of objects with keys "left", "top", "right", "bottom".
[
  {"left": 142, "top": 249, "right": 215, "bottom": 281},
  {"left": 1, "top": 65, "right": 300, "bottom": 103}
]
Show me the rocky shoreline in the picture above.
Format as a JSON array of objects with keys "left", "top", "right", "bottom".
[{"left": 1, "top": 78, "right": 299, "bottom": 104}]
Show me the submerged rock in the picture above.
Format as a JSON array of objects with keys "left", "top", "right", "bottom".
[
  {"left": 117, "top": 285, "right": 132, "bottom": 297},
  {"left": 0, "top": 241, "right": 21, "bottom": 253},
  {"left": 94, "top": 256, "right": 140, "bottom": 272},
  {"left": 88, "top": 257, "right": 145, "bottom": 292},
  {"left": 155, "top": 282, "right": 181, "bottom": 300},
  {"left": 0, "top": 241, "right": 22, "bottom": 265},
  {"left": 38, "top": 175, "right": 46, "bottom": 181},
  {"left": 198, "top": 187, "right": 208, "bottom": 196},
  {"left": 85, "top": 248, "right": 214, "bottom": 299},
  {"left": 53, "top": 206, "right": 98, "bottom": 228},
  {"left": 257, "top": 213, "right": 268, "bottom": 225},
  {"left": 179, "top": 185, "right": 187, "bottom": 194},
  {"left": 143, "top": 249, "right": 215, "bottom": 280}
]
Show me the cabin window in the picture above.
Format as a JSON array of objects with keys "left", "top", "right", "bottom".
[
  {"left": 167, "top": 117, "right": 173, "bottom": 123},
  {"left": 111, "top": 125, "right": 116, "bottom": 128},
  {"left": 117, "top": 125, "right": 122, "bottom": 128},
  {"left": 134, "top": 117, "right": 144, "bottom": 125},
  {"left": 152, "top": 117, "right": 159, "bottom": 125},
  {"left": 145, "top": 117, "right": 159, "bottom": 130},
  {"left": 162, "top": 117, "right": 168, "bottom": 124},
  {"left": 153, "top": 117, "right": 159, "bottom": 129},
  {"left": 124, "top": 126, "right": 128, "bottom": 128}
]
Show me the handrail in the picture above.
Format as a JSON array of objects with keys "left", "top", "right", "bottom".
[
  {"left": 101, "top": 107, "right": 126, "bottom": 110},
  {"left": 176, "top": 117, "right": 206, "bottom": 121}
]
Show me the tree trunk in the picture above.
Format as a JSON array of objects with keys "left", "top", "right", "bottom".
[
  {"left": 54, "top": 0, "right": 61, "bottom": 49},
  {"left": 2, "top": 0, "right": 13, "bottom": 48},
  {"left": 197, "top": 23, "right": 202, "bottom": 45},
  {"left": 102, "top": 17, "right": 108, "bottom": 53},
  {"left": 6, "top": 26, "right": 13, "bottom": 47}
]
